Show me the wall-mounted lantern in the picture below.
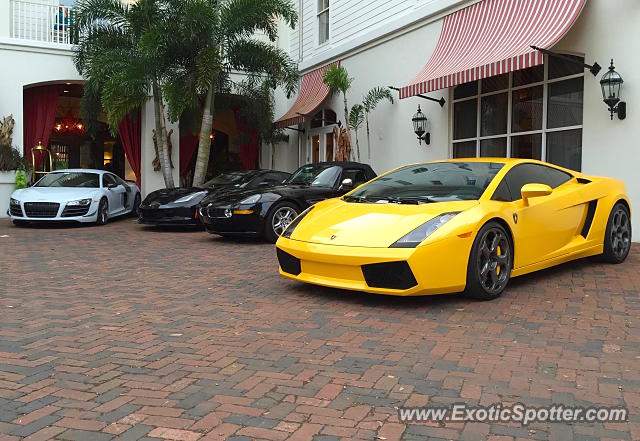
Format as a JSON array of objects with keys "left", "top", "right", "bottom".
[
  {"left": 600, "top": 59, "right": 626, "bottom": 120},
  {"left": 412, "top": 105, "right": 430, "bottom": 145}
]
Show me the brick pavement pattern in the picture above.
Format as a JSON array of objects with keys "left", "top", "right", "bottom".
[{"left": 0, "top": 218, "right": 639, "bottom": 441}]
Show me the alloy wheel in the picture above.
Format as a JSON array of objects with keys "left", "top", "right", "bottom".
[
  {"left": 272, "top": 207, "right": 298, "bottom": 237},
  {"left": 477, "top": 228, "right": 511, "bottom": 294},
  {"left": 610, "top": 207, "right": 631, "bottom": 259},
  {"left": 100, "top": 203, "right": 108, "bottom": 224}
]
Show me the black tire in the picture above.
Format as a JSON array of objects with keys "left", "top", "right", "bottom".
[
  {"left": 601, "top": 202, "right": 631, "bottom": 264},
  {"left": 95, "top": 198, "right": 108, "bottom": 226},
  {"left": 264, "top": 202, "right": 299, "bottom": 243},
  {"left": 464, "top": 221, "right": 513, "bottom": 300},
  {"left": 131, "top": 193, "right": 141, "bottom": 217}
]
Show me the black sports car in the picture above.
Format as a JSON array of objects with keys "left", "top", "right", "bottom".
[
  {"left": 138, "top": 169, "right": 291, "bottom": 227},
  {"left": 199, "top": 161, "right": 377, "bottom": 242}
]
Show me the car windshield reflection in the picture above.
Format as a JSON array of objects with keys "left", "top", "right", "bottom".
[
  {"left": 346, "top": 162, "right": 504, "bottom": 203},
  {"left": 285, "top": 165, "right": 341, "bottom": 187},
  {"left": 34, "top": 172, "right": 100, "bottom": 188}
]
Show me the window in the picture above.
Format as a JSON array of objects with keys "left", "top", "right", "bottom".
[
  {"left": 341, "top": 169, "right": 368, "bottom": 187},
  {"left": 451, "top": 55, "right": 585, "bottom": 171},
  {"left": 318, "top": 0, "right": 329, "bottom": 45},
  {"left": 102, "top": 173, "right": 117, "bottom": 188},
  {"left": 492, "top": 163, "right": 572, "bottom": 202}
]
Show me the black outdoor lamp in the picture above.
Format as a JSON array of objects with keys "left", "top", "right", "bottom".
[
  {"left": 412, "top": 105, "right": 430, "bottom": 145},
  {"left": 600, "top": 59, "right": 626, "bottom": 120}
]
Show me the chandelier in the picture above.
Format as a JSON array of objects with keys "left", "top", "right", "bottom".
[{"left": 54, "top": 109, "right": 85, "bottom": 134}]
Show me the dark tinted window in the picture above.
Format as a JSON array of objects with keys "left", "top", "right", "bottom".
[
  {"left": 263, "top": 172, "right": 288, "bottom": 185},
  {"left": 491, "top": 180, "right": 512, "bottom": 202},
  {"left": 498, "top": 163, "right": 573, "bottom": 201},
  {"left": 545, "top": 166, "right": 573, "bottom": 188},
  {"left": 341, "top": 169, "right": 367, "bottom": 186},
  {"left": 102, "top": 174, "right": 117, "bottom": 187}
]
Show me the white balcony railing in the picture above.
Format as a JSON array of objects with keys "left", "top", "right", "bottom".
[{"left": 9, "top": 0, "right": 73, "bottom": 45}]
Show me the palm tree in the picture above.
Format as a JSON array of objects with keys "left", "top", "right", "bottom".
[
  {"left": 323, "top": 65, "right": 353, "bottom": 158},
  {"left": 165, "top": 0, "right": 299, "bottom": 187},
  {"left": 348, "top": 104, "right": 364, "bottom": 161},
  {"left": 73, "top": 0, "right": 176, "bottom": 188},
  {"left": 362, "top": 87, "right": 394, "bottom": 161}
]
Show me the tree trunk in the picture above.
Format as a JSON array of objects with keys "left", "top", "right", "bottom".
[
  {"left": 342, "top": 93, "right": 353, "bottom": 160},
  {"left": 152, "top": 79, "right": 175, "bottom": 188},
  {"left": 365, "top": 114, "right": 371, "bottom": 161},
  {"left": 192, "top": 86, "right": 215, "bottom": 187}
]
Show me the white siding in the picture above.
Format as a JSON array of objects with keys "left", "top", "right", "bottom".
[{"left": 293, "top": 0, "right": 450, "bottom": 63}]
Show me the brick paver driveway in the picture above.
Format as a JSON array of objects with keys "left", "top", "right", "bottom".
[{"left": 0, "top": 218, "right": 639, "bottom": 441}]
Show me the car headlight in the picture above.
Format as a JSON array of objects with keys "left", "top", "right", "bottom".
[
  {"left": 174, "top": 191, "right": 207, "bottom": 204},
  {"left": 67, "top": 198, "right": 92, "bottom": 207},
  {"left": 10, "top": 198, "right": 19, "bottom": 206},
  {"left": 390, "top": 212, "right": 460, "bottom": 248},
  {"left": 240, "top": 194, "right": 261, "bottom": 205},
  {"left": 281, "top": 206, "right": 314, "bottom": 239}
]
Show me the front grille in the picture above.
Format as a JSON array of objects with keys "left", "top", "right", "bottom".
[
  {"left": 208, "top": 208, "right": 231, "bottom": 218},
  {"left": 9, "top": 204, "right": 23, "bottom": 217},
  {"left": 361, "top": 261, "right": 418, "bottom": 290},
  {"left": 23, "top": 202, "right": 60, "bottom": 218},
  {"left": 277, "top": 248, "right": 301, "bottom": 276},
  {"left": 140, "top": 208, "right": 162, "bottom": 219},
  {"left": 61, "top": 205, "right": 91, "bottom": 217}
]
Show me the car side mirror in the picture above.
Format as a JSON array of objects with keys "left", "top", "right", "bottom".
[
  {"left": 339, "top": 178, "right": 354, "bottom": 193},
  {"left": 521, "top": 183, "right": 552, "bottom": 205},
  {"left": 107, "top": 183, "right": 118, "bottom": 190}
]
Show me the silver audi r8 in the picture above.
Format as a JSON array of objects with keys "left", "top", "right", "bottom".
[{"left": 7, "top": 169, "right": 141, "bottom": 226}]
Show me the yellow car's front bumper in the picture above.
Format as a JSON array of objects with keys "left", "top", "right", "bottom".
[{"left": 275, "top": 234, "right": 475, "bottom": 296}]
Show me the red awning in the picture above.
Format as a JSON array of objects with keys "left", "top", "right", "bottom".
[
  {"left": 275, "top": 63, "right": 336, "bottom": 128},
  {"left": 399, "top": 0, "right": 586, "bottom": 99}
]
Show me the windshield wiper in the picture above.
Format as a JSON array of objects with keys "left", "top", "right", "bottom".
[
  {"left": 343, "top": 195, "right": 368, "bottom": 203},
  {"left": 385, "top": 196, "right": 435, "bottom": 204}
]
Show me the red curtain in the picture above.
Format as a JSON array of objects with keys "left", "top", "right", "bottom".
[
  {"left": 118, "top": 109, "right": 142, "bottom": 188},
  {"left": 179, "top": 132, "right": 199, "bottom": 179},
  {"left": 23, "top": 85, "right": 60, "bottom": 166},
  {"left": 232, "top": 108, "right": 259, "bottom": 170}
]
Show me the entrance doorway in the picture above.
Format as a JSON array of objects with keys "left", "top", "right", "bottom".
[
  {"left": 308, "top": 109, "right": 336, "bottom": 163},
  {"left": 24, "top": 82, "right": 136, "bottom": 182}
]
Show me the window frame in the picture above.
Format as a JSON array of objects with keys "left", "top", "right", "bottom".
[
  {"left": 450, "top": 55, "right": 585, "bottom": 167},
  {"left": 317, "top": 0, "right": 330, "bottom": 46}
]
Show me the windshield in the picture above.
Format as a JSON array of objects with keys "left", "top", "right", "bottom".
[
  {"left": 347, "top": 162, "right": 504, "bottom": 202},
  {"left": 203, "top": 171, "right": 253, "bottom": 187},
  {"left": 285, "top": 165, "right": 341, "bottom": 187},
  {"left": 34, "top": 172, "right": 100, "bottom": 188}
]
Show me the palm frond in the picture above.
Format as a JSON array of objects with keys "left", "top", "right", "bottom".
[
  {"left": 363, "top": 87, "right": 394, "bottom": 113},
  {"left": 322, "top": 65, "right": 352, "bottom": 96},
  {"left": 227, "top": 38, "right": 299, "bottom": 98},
  {"left": 349, "top": 104, "right": 365, "bottom": 131},
  {"left": 221, "top": 0, "right": 297, "bottom": 41}
]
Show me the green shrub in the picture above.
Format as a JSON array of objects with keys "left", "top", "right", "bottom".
[{"left": 15, "top": 170, "right": 27, "bottom": 189}]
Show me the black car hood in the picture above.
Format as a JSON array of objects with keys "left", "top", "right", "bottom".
[
  {"left": 144, "top": 186, "right": 219, "bottom": 205},
  {"left": 203, "top": 184, "right": 318, "bottom": 205}
]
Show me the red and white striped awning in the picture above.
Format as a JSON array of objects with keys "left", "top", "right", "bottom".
[
  {"left": 274, "top": 63, "right": 337, "bottom": 128},
  {"left": 399, "top": 0, "right": 586, "bottom": 99}
]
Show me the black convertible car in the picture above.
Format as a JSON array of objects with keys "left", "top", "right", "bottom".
[
  {"left": 138, "top": 169, "right": 291, "bottom": 227},
  {"left": 199, "top": 161, "right": 377, "bottom": 242}
]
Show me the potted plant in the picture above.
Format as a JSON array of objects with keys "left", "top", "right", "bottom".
[{"left": 0, "top": 115, "right": 25, "bottom": 218}]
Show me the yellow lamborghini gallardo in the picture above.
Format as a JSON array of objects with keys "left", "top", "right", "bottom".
[{"left": 275, "top": 159, "right": 631, "bottom": 300}]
